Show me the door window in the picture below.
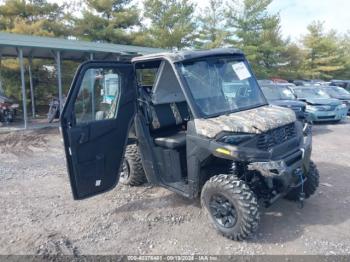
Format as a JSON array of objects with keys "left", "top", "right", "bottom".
[{"left": 74, "top": 68, "right": 121, "bottom": 124}]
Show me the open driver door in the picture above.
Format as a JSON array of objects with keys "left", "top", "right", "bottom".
[{"left": 60, "top": 61, "right": 136, "bottom": 199}]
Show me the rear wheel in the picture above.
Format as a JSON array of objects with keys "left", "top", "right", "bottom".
[
  {"left": 285, "top": 160, "right": 319, "bottom": 201},
  {"left": 120, "top": 144, "right": 147, "bottom": 186},
  {"left": 201, "top": 174, "right": 260, "bottom": 241},
  {"left": 48, "top": 104, "right": 59, "bottom": 123}
]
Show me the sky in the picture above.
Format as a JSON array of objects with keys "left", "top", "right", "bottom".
[
  {"left": 267, "top": 0, "right": 350, "bottom": 40},
  {"left": 192, "top": 0, "right": 350, "bottom": 40},
  {"left": 39, "top": 0, "right": 350, "bottom": 40}
]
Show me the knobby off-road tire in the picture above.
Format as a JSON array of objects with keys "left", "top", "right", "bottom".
[
  {"left": 48, "top": 105, "right": 59, "bottom": 123},
  {"left": 120, "top": 144, "right": 147, "bottom": 186},
  {"left": 285, "top": 160, "right": 319, "bottom": 201},
  {"left": 201, "top": 174, "right": 260, "bottom": 241}
]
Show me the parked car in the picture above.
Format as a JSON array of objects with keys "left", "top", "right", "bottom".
[
  {"left": 330, "top": 80, "right": 350, "bottom": 92},
  {"left": 293, "top": 80, "right": 311, "bottom": 86},
  {"left": 257, "top": 79, "right": 274, "bottom": 85},
  {"left": 320, "top": 86, "right": 350, "bottom": 115},
  {"left": 309, "top": 79, "right": 327, "bottom": 86},
  {"left": 260, "top": 84, "right": 306, "bottom": 121},
  {"left": 270, "top": 77, "right": 288, "bottom": 83},
  {"left": 290, "top": 86, "right": 347, "bottom": 122},
  {"left": 0, "top": 92, "right": 18, "bottom": 123},
  {"left": 277, "top": 82, "right": 296, "bottom": 88}
]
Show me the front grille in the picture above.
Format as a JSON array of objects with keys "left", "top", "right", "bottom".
[
  {"left": 318, "top": 115, "right": 335, "bottom": 120},
  {"left": 257, "top": 123, "right": 297, "bottom": 150},
  {"left": 316, "top": 105, "right": 336, "bottom": 111}
]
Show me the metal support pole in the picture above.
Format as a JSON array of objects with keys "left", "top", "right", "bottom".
[
  {"left": 18, "top": 49, "right": 27, "bottom": 129},
  {"left": 56, "top": 51, "right": 63, "bottom": 113},
  {"left": 90, "top": 53, "right": 94, "bottom": 60},
  {"left": 0, "top": 52, "right": 3, "bottom": 93},
  {"left": 28, "top": 57, "right": 35, "bottom": 118}
]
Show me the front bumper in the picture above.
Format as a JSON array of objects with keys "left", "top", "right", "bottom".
[
  {"left": 246, "top": 132, "right": 312, "bottom": 194},
  {"left": 247, "top": 133, "right": 311, "bottom": 176},
  {"left": 306, "top": 108, "right": 347, "bottom": 122}
]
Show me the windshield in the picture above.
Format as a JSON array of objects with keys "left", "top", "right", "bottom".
[
  {"left": 261, "top": 85, "right": 295, "bottom": 101},
  {"left": 326, "top": 86, "right": 350, "bottom": 96},
  {"left": 294, "top": 88, "right": 330, "bottom": 99},
  {"left": 178, "top": 57, "right": 267, "bottom": 117}
]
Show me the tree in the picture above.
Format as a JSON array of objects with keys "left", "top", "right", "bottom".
[
  {"left": 0, "top": 0, "right": 71, "bottom": 36},
  {"left": 143, "top": 0, "right": 196, "bottom": 49},
  {"left": 196, "top": 0, "right": 228, "bottom": 49},
  {"left": 226, "top": 0, "right": 287, "bottom": 78},
  {"left": 73, "top": 0, "right": 140, "bottom": 44},
  {"left": 334, "top": 32, "right": 350, "bottom": 79},
  {"left": 302, "top": 21, "right": 345, "bottom": 80},
  {"left": 277, "top": 42, "right": 306, "bottom": 80},
  {"left": 0, "top": 0, "right": 75, "bottom": 111}
]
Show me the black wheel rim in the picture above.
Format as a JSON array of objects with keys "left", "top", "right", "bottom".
[
  {"left": 209, "top": 194, "right": 237, "bottom": 228},
  {"left": 120, "top": 160, "right": 130, "bottom": 181}
]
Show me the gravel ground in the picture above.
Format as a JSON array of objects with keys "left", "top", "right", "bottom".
[{"left": 0, "top": 119, "right": 350, "bottom": 255}]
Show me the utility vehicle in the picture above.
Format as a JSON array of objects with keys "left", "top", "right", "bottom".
[{"left": 60, "top": 48, "right": 319, "bottom": 240}]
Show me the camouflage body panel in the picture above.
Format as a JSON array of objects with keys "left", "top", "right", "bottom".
[
  {"left": 194, "top": 105, "right": 296, "bottom": 138},
  {"left": 170, "top": 103, "right": 183, "bottom": 125},
  {"left": 248, "top": 160, "right": 287, "bottom": 177}
]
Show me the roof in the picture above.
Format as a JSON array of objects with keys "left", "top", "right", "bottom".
[
  {"left": 0, "top": 32, "right": 167, "bottom": 60},
  {"left": 331, "top": 80, "right": 350, "bottom": 83},
  {"left": 260, "top": 83, "right": 295, "bottom": 88},
  {"left": 291, "top": 85, "right": 321, "bottom": 89},
  {"left": 132, "top": 48, "right": 243, "bottom": 63}
]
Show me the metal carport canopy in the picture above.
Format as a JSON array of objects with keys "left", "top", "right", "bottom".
[
  {"left": 0, "top": 32, "right": 166, "bottom": 129},
  {"left": 0, "top": 32, "right": 166, "bottom": 59}
]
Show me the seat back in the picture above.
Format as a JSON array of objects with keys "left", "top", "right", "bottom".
[{"left": 149, "top": 101, "right": 189, "bottom": 131}]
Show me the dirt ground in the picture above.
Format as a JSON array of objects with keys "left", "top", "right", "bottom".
[{"left": 1, "top": 120, "right": 350, "bottom": 256}]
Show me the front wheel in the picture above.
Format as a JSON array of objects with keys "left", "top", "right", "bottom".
[{"left": 201, "top": 174, "right": 260, "bottom": 241}]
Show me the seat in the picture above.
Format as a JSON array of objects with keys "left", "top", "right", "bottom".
[
  {"left": 154, "top": 131, "right": 186, "bottom": 149},
  {"left": 147, "top": 101, "right": 189, "bottom": 149}
]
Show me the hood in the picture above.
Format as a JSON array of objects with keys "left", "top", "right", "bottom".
[
  {"left": 194, "top": 105, "right": 296, "bottom": 138},
  {"left": 304, "top": 98, "right": 341, "bottom": 106},
  {"left": 332, "top": 95, "right": 350, "bottom": 100},
  {"left": 270, "top": 100, "right": 305, "bottom": 108}
]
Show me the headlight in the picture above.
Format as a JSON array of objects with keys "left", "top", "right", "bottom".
[
  {"left": 306, "top": 105, "right": 318, "bottom": 111},
  {"left": 338, "top": 104, "right": 347, "bottom": 109},
  {"left": 291, "top": 106, "right": 302, "bottom": 112},
  {"left": 217, "top": 133, "right": 254, "bottom": 145}
]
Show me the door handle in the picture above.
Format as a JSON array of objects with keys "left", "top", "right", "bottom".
[{"left": 78, "top": 132, "right": 87, "bottom": 144}]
